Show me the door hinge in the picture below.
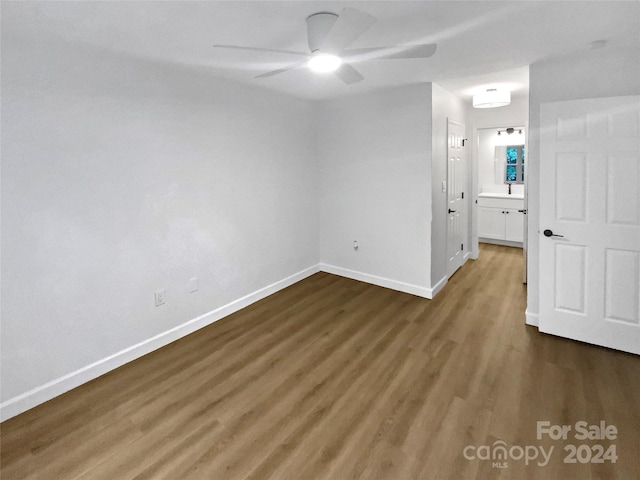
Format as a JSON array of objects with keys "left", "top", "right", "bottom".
[
  {"left": 461, "top": 243, "right": 464, "bottom": 251},
  {"left": 461, "top": 192, "right": 464, "bottom": 199},
  {"left": 462, "top": 138, "right": 468, "bottom": 147}
]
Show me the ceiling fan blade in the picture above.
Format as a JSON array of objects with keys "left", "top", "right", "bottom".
[
  {"left": 343, "top": 44, "right": 437, "bottom": 60},
  {"left": 254, "top": 59, "right": 308, "bottom": 79},
  {"left": 334, "top": 62, "right": 364, "bottom": 85},
  {"left": 320, "top": 8, "right": 376, "bottom": 54},
  {"left": 214, "top": 44, "right": 308, "bottom": 57}
]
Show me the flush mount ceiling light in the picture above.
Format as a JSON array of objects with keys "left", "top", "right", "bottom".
[
  {"left": 308, "top": 53, "right": 342, "bottom": 73},
  {"left": 473, "top": 88, "right": 511, "bottom": 108}
]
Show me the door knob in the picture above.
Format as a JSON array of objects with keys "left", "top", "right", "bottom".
[
  {"left": 448, "top": 209, "right": 456, "bottom": 214},
  {"left": 543, "top": 229, "right": 564, "bottom": 238}
]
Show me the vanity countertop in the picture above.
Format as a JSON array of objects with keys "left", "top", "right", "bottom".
[{"left": 478, "top": 192, "right": 524, "bottom": 200}]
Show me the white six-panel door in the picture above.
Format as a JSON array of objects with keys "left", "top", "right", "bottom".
[
  {"left": 447, "top": 119, "right": 465, "bottom": 277},
  {"left": 539, "top": 96, "right": 640, "bottom": 354}
]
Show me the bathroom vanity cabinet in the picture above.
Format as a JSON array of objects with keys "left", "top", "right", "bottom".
[{"left": 478, "top": 194, "right": 525, "bottom": 245}]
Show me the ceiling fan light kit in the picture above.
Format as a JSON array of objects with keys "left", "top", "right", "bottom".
[
  {"left": 308, "top": 53, "right": 342, "bottom": 73},
  {"left": 214, "top": 8, "right": 437, "bottom": 85},
  {"left": 473, "top": 88, "right": 511, "bottom": 108}
]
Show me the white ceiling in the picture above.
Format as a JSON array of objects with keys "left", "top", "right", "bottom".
[{"left": 3, "top": 1, "right": 639, "bottom": 101}]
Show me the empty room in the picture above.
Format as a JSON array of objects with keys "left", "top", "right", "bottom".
[{"left": 1, "top": 1, "right": 639, "bottom": 479}]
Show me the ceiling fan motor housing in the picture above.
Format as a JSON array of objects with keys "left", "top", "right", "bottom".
[{"left": 306, "top": 12, "right": 338, "bottom": 53}]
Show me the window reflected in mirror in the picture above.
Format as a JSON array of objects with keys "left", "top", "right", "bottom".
[
  {"left": 505, "top": 145, "right": 525, "bottom": 184},
  {"left": 495, "top": 145, "right": 525, "bottom": 185}
]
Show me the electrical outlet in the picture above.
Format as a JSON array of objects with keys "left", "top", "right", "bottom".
[
  {"left": 190, "top": 277, "right": 199, "bottom": 293},
  {"left": 154, "top": 289, "right": 166, "bottom": 306}
]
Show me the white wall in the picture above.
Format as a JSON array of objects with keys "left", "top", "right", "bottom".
[
  {"left": 431, "top": 83, "right": 468, "bottom": 287},
  {"left": 527, "top": 47, "right": 640, "bottom": 325},
  {"left": 0, "top": 22, "right": 472, "bottom": 420},
  {"left": 1, "top": 34, "right": 319, "bottom": 416},
  {"left": 318, "top": 84, "right": 433, "bottom": 297}
]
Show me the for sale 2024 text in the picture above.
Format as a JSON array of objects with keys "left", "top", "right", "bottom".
[{"left": 538, "top": 421, "right": 618, "bottom": 465}]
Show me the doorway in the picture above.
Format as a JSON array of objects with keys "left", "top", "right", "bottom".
[{"left": 474, "top": 125, "right": 528, "bottom": 282}]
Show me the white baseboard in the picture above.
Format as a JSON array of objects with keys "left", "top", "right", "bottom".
[
  {"left": 319, "top": 263, "right": 433, "bottom": 299},
  {"left": 525, "top": 309, "right": 539, "bottom": 327},
  {"left": 0, "top": 264, "right": 320, "bottom": 422},
  {"left": 429, "top": 275, "right": 448, "bottom": 298}
]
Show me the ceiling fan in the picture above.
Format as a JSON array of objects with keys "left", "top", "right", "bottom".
[{"left": 214, "top": 8, "right": 437, "bottom": 85}]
